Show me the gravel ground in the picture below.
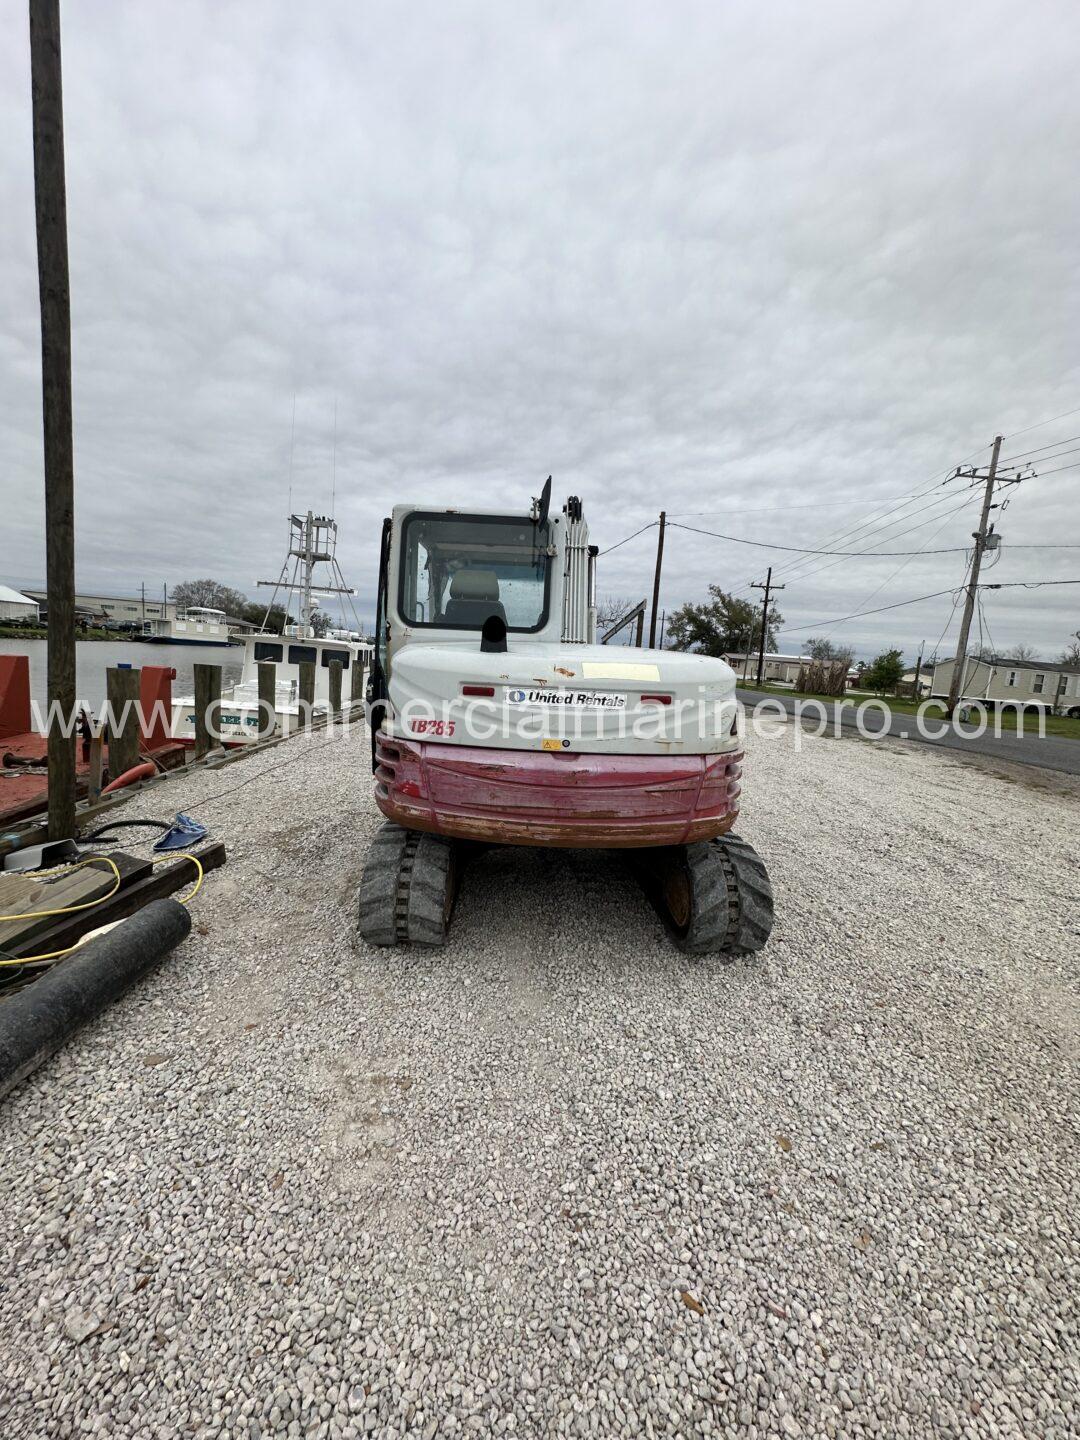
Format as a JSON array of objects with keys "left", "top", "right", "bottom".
[{"left": 0, "top": 717, "right": 1077, "bottom": 1439}]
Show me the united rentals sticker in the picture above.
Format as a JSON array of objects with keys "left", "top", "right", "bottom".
[{"left": 506, "top": 688, "right": 627, "bottom": 710}]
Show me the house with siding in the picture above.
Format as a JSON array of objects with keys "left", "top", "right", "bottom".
[
  {"left": 724, "top": 652, "right": 811, "bottom": 685},
  {"left": 929, "top": 655, "right": 1080, "bottom": 716}
]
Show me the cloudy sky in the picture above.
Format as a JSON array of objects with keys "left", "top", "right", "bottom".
[{"left": 2, "top": 0, "right": 1078, "bottom": 660}]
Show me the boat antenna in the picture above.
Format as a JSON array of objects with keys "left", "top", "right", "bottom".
[
  {"left": 287, "top": 391, "right": 296, "bottom": 516},
  {"left": 331, "top": 396, "right": 337, "bottom": 517}
]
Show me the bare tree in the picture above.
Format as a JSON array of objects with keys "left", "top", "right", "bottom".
[
  {"left": 1062, "top": 635, "right": 1080, "bottom": 667},
  {"left": 595, "top": 594, "right": 639, "bottom": 629},
  {"left": 1008, "top": 643, "right": 1039, "bottom": 663},
  {"left": 173, "top": 578, "right": 251, "bottom": 616},
  {"left": 805, "top": 636, "right": 853, "bottom": 665}
]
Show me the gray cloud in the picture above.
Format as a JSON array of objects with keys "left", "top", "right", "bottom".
[{"left": 2, "top": 0, "right": 1078, "bottom": 658}]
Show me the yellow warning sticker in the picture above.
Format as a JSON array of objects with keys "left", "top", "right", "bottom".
[{"left": 541, "top": 738, "right": 566, "bottom": 751}]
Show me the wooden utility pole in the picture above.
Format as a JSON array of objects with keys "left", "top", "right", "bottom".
[
  {"left": 751, "top": 568, "right": 785, "bottom": 688},
  {"left": 30, "top": 0, "right": 76, "bottom": 840},
  {"left": 648, "top": 511, "right": 666, "bottom": 649},
  {"left": 946, "top": 435, "right": 1003, "bottom": 716}
]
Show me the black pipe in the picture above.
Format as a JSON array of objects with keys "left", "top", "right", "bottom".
[
  {"left": 82, "top": 818, "right": 169, "bottom": 841},
  {"left": 0, "top": 898, "right": 191, "bottom": 1101}
]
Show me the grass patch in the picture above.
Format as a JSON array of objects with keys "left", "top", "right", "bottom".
[
  {"left": 737, "top": 682, "right": 1080, "bottom": 740},
  {"left": 0, "top": 625, "right": 125, "bottom": 641}
]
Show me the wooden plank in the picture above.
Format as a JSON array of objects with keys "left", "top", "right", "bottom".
[
  {"left": 351, "top": 656, "right": 365, "bottom": 702},
  {"left": 1, "top": 852, "right": 151, "bottom": 952},
  {"left": 12, "top": 842, "right": 226, "bottom": 960},
  {"left": 257, "top": 662, "right": 277, "bottom": 739},
  {"left": 193, "top": 664, "right": 222, "bottom": 761},
  {"left": 87, "top": 734, "right": 103, "bottom": 799},
  {"left": 106, "top": 667, "right": 140, "bottom": 778}
]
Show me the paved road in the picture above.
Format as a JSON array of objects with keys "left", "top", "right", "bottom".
[{"left": 737, "top": 688, "right": 1080, "bottom": 776}]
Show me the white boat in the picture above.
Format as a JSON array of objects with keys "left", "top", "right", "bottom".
[
  {"left": 144, "top": 606, "right": 235, "bottom": 647},
  {"left": 170, "top": 512, "right": 372, "bottom": 744},
  {"left": 170, "top": 631, "right": 372, "bottom": 742}
]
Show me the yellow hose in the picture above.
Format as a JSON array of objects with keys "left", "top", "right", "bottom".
[
  {"left": 0, "top": 852, "right": 205, "bottom": 967},
  {"left": 0, "top": 856, "right": 122, "bottom": 921}
]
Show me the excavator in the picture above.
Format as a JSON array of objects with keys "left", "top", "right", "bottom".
[{"left": 359, "top": 480, "right": 773, "bottom": 955}]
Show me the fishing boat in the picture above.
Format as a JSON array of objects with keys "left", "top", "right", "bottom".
[
  {"left": 170, "top": 512, "right": 372, "bottom": 743},
  {"left": 144, "top": 606, "right": 235, "bottom": 646}
]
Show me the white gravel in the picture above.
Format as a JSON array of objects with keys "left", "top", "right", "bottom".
[{"left": 0, "top": 717, "right": 1077, "bottom": 1439}]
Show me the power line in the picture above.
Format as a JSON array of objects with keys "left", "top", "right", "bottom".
[
  {"left": 665, "top": 491, "right": 924, "bottom": 517},
  {"left": 812, "top": 501, "right": 974, "bottom": 641},
  {"left": 981, "top": 579, "right": 1080, "bottom": 588},
  {"left": 996, "top": 434, "right": 1080, "bottom": 464},
  {"left": 728, "top": 446, "right": 992, "bottom": 600},
  {"left": 763, "top": 491, "right": 981, "bottom": 594},
  {"left": 778, "top": 587, "right": 959, "bottom": 634},
  {"left": 998, "top": 445, "right": 1080, "bottom": 474},
  {"left": 736, "top": 466, "right": 977, "bottom": 595},
  {"left": 930, "top": 587, "right": 964, "bottom": 661},
  {"left": 599, "top": 522, "right": 657, "bottom": 556},
  {"left": 1028, "top": 460, "right": 1080, "bottom": 479},
  {"left": 1005, "top": 404, "right": 1080, "bottom": 439},
  {"left": 765, "top": 477, "right": 952, "bottom": 573},
  {"left": 667, "top": 519, "right": 973, "bottom": 559}
]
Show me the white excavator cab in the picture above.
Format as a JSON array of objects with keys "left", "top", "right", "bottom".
[{"left": 361, "top": 480, "right": 773, "bottom": 955}]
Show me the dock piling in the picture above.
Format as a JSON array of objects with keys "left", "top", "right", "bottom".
[
  {"left": 193, "top": 664, "right": 223, "bottom": 759},
  {"left": 328, "top": 658, "right": 343, "bottom": 716},
  {"left": 298, "top": 661, "right": 315, "bottom": 730},
  {"left": 257, "top": 662, "right": 277, "bottom": 738},
  {"left": 105, "top": 667, "right": 140, "bottom": 778}
]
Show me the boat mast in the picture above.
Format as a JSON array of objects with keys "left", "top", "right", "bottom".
[
  {"left": 300, "top": 510, "right": 316, "bottom": 636},
  {"left": 257, "top": 510, "right": 356, "bottom": 638}
]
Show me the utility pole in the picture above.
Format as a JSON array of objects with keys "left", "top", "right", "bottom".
[
  {"left": 31, "top": 0, "right": 76, "bottom": 841},
  {"left": 648, "top": 510, "right": 666, "bottom": 649},
  {"left": 751, "top": 567, "right": 785, "bottom": 688},
  {"left": 140, "top": 581, "right": 145, "bottom": 624},
  {"left": 946, "top": 435, "right": 1004, "bottom": 716}
]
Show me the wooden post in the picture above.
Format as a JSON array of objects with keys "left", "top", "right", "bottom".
[
  {"left": 30, "top": 0, "right": 76, "bottom": 840},
  {"left": 257, "top": 661, "right": 277, "bottom": 738},
  {"left": 105, "top": 667, "right": 140, "bottom": 779},
  {"left": 298, "top": 661, "right": 316, "bottom": 730},
  {"left": 193, "top": 663, "right": 222, "bottom": 760},
  {"left": 87, "top": 734, "right": 103, "bottom": 799},
  {"left": 328, "top": 658, "right": 343, "bottom": 715},
  {"left": 351, "top": 654, "right": 365, "bottom": 704}
]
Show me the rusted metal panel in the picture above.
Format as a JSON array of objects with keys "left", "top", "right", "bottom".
[{"left": 373, "top": 732, "right": 742, "bottom": 849}]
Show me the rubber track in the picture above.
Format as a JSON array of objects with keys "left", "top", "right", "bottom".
[
  {"left": 357, "top": 822, "right": 457, "bottom": 948},
  {"left": 641, "top": 832, "right": 774, "bottom": 958},
  {"left": 711, "top": 833, "right": 774, "bottom": 955}
]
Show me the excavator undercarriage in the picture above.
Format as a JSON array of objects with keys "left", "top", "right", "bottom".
[{"left": 358, "top": 817, "right": 773, "bottom": 957}]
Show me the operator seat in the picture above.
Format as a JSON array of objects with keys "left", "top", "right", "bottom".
[{"left": 441, "top": 569, "right": 508, "bottom": 628}]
